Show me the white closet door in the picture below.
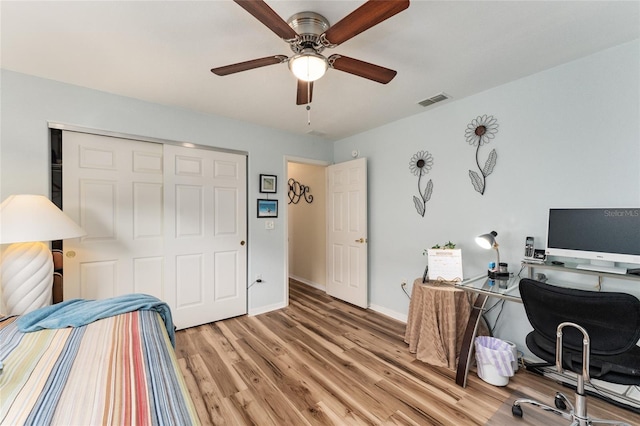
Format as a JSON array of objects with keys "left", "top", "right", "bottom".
[
  {"left": 63, "top": 132, "right": 165, "bottom": 300},
  {"left": 163, "top": 145, "right": 247, "bottom": 329},
  {"left": 63, "top": 131, "right": 247, "bottom": 329}
]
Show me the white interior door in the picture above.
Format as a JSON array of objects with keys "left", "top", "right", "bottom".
[
  {"left": 63, "top": 131, "right": 247, "bottom": 329},
  {"left": 63, "top": 132, "right": 165, "bottom": 300},
  {"left": 164, "top": 145, "right": 247, "bottom": 329},
  {"left": 326, "top": 158, "right": 368, "bottom": 308}
]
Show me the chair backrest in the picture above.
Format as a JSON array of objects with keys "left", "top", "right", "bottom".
[{"left": 519, "top": 278, "right": 640, "bottom": 356}]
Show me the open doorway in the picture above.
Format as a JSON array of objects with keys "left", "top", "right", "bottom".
[
  {"left": 286, "top": 160, "right": 328, "bottom": 300},
  {"left": 286, "top": 157, "right": 369, "bottom": 308}
]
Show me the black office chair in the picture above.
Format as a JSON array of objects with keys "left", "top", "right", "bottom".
[{"left": 513, "top": 278, "right": 640, "bottom": 425}]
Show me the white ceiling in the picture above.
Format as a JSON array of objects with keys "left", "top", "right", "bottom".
[{"left": 1, "top": 1, "right": 638, "bottom": 141}]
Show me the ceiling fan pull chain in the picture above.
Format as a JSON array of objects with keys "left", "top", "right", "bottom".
[{"left": 306, "top": 78, "right": 312, "bottom": 125}]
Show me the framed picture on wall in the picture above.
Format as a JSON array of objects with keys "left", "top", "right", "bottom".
[
  {"left": 260, "top": 174, "right": 277, "bottom": 193},
  {"left": 257, "top": 199, "right": 278, "bottom": 218}
]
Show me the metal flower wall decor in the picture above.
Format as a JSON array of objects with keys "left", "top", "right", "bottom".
[
  {"left": 409, "top": 150, "right": 434, "bottom": 217},
  {"left": 466, "top": 114, "right": 499, "bottom": 195}
]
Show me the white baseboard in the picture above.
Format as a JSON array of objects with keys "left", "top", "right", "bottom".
[
  {"left": 248, "top": 300, "right": 287, "bottom": 316},
  {"left": 368, "top": 303, "right": 407, "bottom": 323},
  {"left": 247, "top": 277, "right": 323, "bottom": 317},
  {"left": 289, "top": 275, "right": 408, "bottom": 323},
  {"left": 289, "top": 275, "right": 325, "bottom": 291}
]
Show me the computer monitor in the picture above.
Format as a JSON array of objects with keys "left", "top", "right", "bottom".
[{"left": 545, "top": 208, "right": 640, "bottom": 274}]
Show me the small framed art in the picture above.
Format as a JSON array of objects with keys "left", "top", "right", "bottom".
[
  {"left": 257, "top": 199, "right": 278, "bottom": 218},
  {"left": 260, "top": 174, "right": 277, "bottom": 193}
]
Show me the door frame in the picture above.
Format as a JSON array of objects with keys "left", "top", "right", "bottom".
[
  {"left": 49, "top": 122, "right": 248, "bottom": 157},
  {"left": 284, "top": 156, "right": 330, "bottom": 304}
]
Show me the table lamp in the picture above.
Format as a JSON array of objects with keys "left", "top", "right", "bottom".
[
  {"left": 0, "top": 194, "right": 85, "bottom": 315},
  {"left": 475, "top": 231, "right": 508, "bottom": 278}
]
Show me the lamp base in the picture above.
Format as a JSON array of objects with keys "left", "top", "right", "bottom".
[
  {"left": 488, "top": 270, "right": 510, "bottom": 279},
  {"left": 1, "top": 241, "right": 54, "bottom": 315}
]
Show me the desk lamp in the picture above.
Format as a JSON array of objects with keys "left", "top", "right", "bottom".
[
  {"left": 0, "top": 194, "right": 85, "bottom": 315},
  {"left": 475, "top": 231, "right": 508, "bottom": 278}
]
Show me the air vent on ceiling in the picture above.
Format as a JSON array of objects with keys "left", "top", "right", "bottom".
[
  {"left": 306, "top": 129, "right": 327, "bottom": 138},
  {"left": 418, "top": 92, "right": 450, "bottom": 107}
]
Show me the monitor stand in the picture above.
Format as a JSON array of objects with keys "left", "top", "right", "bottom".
[{"left": 576, "top": 260, "right": 627, "bottom": 275}]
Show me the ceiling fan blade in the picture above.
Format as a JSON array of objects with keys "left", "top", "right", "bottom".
[
  {"left": 296, "top": 80, "right": 314, "bottom": 105},
  {"left": 329, "top": 55, "right": 397, "bottom": 84},
  {"left": 322, "top": 0, "right": 409, "bottom": 46},
  {"left": 211, "top": 55, "right": 286, "bottom": 76},
  {"left": 234, "top": 0, "right": 298, "bottom": 40}
]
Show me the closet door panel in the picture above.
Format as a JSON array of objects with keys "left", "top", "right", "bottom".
[
  {"left": 164, "top": 145, "right": 247, "bottom": 329},
  {"left": 62, "top": 130, "right": 247, "bottom": 329},
  {"left": 63, "top": 131, "right": 164, "bottom": 300},
  {"left": 79, "top": 261, "right": 116, "bottom": 299},
  {"left": 133, "top": 182, "right": 163, "bottom": 239}
]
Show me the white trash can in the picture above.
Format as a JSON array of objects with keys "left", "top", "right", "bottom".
[{"left": 474, "top": 336, "right": 516, "bottom": 386}]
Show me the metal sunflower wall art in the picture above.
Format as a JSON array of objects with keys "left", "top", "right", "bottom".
[
  {"left": 409, "top": 150, "right": 434, "bottom": 217},
  {"left": 466, "top": 114, "right": 499, "bottom": 195}
]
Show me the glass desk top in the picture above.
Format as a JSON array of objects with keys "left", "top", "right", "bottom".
[{"left": 451, "top": 274, "right": 522, "bottom": 303}]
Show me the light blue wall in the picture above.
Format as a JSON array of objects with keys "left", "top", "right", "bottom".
[
  {"left": 333, "top": 40, "right": 640, "bottom": 355},
  {"left": 0, "top": 70, "right": 333, "bottom": 313},
  {"left": 2, "top": 39, "right": 639, "bottom": 355}
]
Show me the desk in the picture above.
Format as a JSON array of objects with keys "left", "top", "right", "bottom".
[{"left": 405, "top": 275, "right": 521, "bottom": 387}]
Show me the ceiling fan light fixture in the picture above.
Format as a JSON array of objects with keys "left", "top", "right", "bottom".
[{"left": 289, "top": 50, "right": 327, "bottom": 82}]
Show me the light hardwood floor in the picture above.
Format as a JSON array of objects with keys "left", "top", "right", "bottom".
[{"left": 175, "top": 279, "right": 640, "bottom": 425}]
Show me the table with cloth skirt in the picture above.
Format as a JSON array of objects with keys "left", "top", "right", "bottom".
[{"left": 405, "top": 278, "right": 489, "bottom": 370}]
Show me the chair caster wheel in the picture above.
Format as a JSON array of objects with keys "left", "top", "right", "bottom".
[
  {"left": 554, "top": 395, "right": 567, "bottom": 410},
  {"left": 512, "top": 404, "right": 523, "bottom": 418}
]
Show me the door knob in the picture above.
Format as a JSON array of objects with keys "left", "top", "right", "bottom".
[
  {"left": 66, "top": 251, "right": 76, "bottom": 258},
  {"left": 240, "top": 241, "right": 246, "bottom": 246},
  {"left": 355, "top": 238, "right": 367, "bottom": 243}
]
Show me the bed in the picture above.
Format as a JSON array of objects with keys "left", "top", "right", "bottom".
[{"left": 0, "top": 295, "right": 198, "bottom": 425}]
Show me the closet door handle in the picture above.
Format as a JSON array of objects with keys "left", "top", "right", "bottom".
[{"left": 240, "top": 241, "right": 246, "bottom": 246}]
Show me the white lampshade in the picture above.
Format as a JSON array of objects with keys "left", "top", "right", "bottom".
[
  {"left": 475, "top": 231, "right": 498, "bottom": 250},
  {"left": 0, "top": 194, "right": 85, "bottom": 315},
  {"left": 475, "top": 230, "right": 503, "bottom": 274},
  {"left": 0, "top": 194, "right": 85, "bottom": 243},
  {"left": 289, "top": 50, "right": 328, "bottom": 82}
]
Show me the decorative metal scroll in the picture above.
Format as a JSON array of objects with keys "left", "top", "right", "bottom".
[
  {"left": 466, "top": 114, "right": 499, "bottom": 195},
  {"left": 409, "top": 150, "right": 434, "bottom": 217},
  {"left": 288, "top": 178, "right": 313, "bottom": 204}
]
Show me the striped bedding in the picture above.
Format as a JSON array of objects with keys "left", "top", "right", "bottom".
[{"left": 0, "top": 310, "right": 198, "bottom": 425}]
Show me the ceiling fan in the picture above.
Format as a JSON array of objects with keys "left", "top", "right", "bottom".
[{"left": 211, "top": 0, "right": 410, "bottom": 105}]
